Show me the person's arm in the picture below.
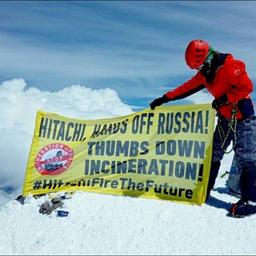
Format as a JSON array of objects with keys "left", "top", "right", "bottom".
[{"left": 150, "top": 72, "right": 205, "bottom": 110}]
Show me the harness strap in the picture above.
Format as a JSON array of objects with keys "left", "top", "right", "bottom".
[{"left": 217, "top": 103, "right": 238, "bottom": 154}]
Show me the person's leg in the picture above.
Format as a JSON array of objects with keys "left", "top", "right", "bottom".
[
  {"left": 235, "top": 117, "right": 256, "bottom": 202},
  {"left": 206, "top": 161, "right": 221, "bottom": 199},
  {"left": 228, "top": 117, "right": 256, "bottom": 217},
  {"left": 240, "top": 162, "right": 256, "bottom": 202},
  {"left": 206, "top": 118, "right": 233, "bottom": 199}
]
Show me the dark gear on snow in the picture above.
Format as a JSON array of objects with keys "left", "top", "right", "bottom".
[
  {"left": 39, "top": 201, "right": 54, "bottom": 215},
  {"left": 150, "top": 95, "right": 169, "bottom": 110},
  {"left": 57, "top": 210, "right": 69, "bottom": 217},
  {"left": 15, "top": 195, "right": 26, "bottom": 205},
  {"left": 39, "top": 197, "right": 64, "bottom": 215}
]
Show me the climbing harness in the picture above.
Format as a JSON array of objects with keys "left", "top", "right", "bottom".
[{"left": 217, "top": 103, "right": 238, "bottom": 154}]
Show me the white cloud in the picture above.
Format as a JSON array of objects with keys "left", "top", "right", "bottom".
[
  {"left": 0, "top": 190, "right": 12, "bottom": 207},
  {"left": 0, "top": 78, "right": 133, "bottom": 192}
]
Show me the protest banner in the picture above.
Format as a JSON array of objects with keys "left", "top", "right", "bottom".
[{"left": 23, "top": 104, "right": 215, "bottom": 204}]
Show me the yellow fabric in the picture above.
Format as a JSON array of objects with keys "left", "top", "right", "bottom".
[{"left": 23, "top": 104, "right": 215, "bottom": 205}]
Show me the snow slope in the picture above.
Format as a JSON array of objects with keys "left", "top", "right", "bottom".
[{"left": 1, "top": 152, "right": 256, "bottom": 255}]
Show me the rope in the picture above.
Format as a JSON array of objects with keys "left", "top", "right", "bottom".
[{"left": 217, "top": 103, "right": 238, "bottom": 154}]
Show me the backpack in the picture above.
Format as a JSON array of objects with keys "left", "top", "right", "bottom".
[{"left": 226, "top": 154, "right": 241, "bottom": 196}]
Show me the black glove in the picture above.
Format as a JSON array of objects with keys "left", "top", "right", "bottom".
[
  {"left": 150, "top": 95, "right": 169, "bottom": 110},
  {"left": 212, "top": 94, "right": 228, "bottom": 109}
]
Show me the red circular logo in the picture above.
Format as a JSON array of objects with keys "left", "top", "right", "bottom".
[{"left": 35, "top": 143, "right": 74, "bottom": 175}]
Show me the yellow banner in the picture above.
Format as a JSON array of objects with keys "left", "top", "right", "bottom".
[{"left": 23, "top": 104, "right": 215, "bottom": 205}]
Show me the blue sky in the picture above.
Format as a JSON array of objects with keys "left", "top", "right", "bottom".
[{"left": 0, "top": 1, "right": 256, "bottom": 108}]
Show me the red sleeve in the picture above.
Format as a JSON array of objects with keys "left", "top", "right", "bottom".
[
  {"left": 226, "top": 59, "right": 253, "bottom": 102},
  {"left": 164, "top": 72, "right": 205, "bottom": 101}
]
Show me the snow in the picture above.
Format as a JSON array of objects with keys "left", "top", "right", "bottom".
[
  {"left": 1, "top": 79, "right": 256, "bottom": 255},
  {"left": 1, "top": 150, "right": 256, "bottom": 255}
]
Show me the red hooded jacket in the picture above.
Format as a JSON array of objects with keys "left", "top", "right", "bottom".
[{"left": 164, "top": 54, "right": 253, "bottom": 120}]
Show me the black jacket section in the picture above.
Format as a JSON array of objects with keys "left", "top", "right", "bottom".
[
  {"left": 200, "top": 52, "right": 228, "bottom": 83},
  {"left": 212, "top": 94, "right": 228, "bottom": 109},
  {"left": 170, "top": 84, "right": 205, "bottom": 101}
]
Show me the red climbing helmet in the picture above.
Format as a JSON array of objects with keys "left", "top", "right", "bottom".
[{"left": 185, "top": 39, "right": 210, "bottom": 69}]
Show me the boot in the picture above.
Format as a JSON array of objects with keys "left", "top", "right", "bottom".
[
  {"left": 228, "top": 161, "right": 256, "bottom": 218},
  {"left": 228, "top": 199, "right": 256, "bottom": 218},
  {"left": 206, "top": 161, "right": 221, "bottom": 200}
]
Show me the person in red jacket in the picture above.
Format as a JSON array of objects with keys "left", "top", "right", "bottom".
[{"left": 150, "top": 39, "right": 256, "bottom": 217}]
